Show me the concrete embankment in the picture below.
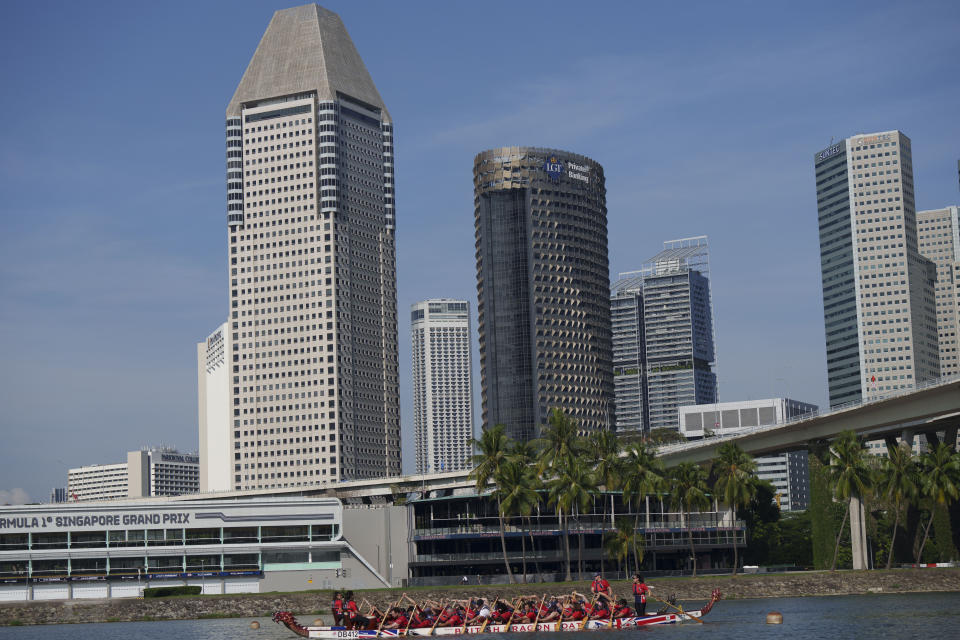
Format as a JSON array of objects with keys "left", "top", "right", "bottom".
[{"left": 2, "top": 569, "right": 959, "bottom": 626}]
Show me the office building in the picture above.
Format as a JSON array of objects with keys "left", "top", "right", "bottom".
[
  {"left": 67, "top": 463, "right": 129, "bottom": 502},
  {"left": 411, "top": 299, "right": 474, "bottom": 474},
  {"left": 814, "top": 131, "right": 940, "bottom": 408},
  {"left": 614, "top": 237, "right": 717, "bottom": 433},
  {"left": 49, "top": 488, "right": 66, "bottom": 504},
  {"left": 474, "top": 147, "right": 613, "bottom": 440},
  {"left": 679, "top": 398, "right": 818, "bottom": 511},
  {"left": 67, "top": 449, "right": 200, "bottom": 502},
  {"left": 198, "top": 322, "right": 232, "bottom": 492},
  {"left": 218, "top": 4, "right": 400, "bottom": 490},
  {"left": 610, "top": 275, "right": 647, "bottom": 432},
  {"left": 918, "top": 207, "right": 960, "bottom": 377},
  {"left": 127, "top": 449, "right": 201, "bottom": 498}
]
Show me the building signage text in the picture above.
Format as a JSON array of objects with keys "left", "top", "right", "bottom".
[
  {"left": 0, "top": 512, "right": 191, "bottom": 531},
  {"left": 816, "top": 143, "right": 843, "bottom": 162}
]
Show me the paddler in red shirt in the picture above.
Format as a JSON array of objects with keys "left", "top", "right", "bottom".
[
  {"left": 591, "top": 572, "right": 613, "bottom": 603},
  {"left": 632, "top": 574, "right": 652, "bottom": 616}
]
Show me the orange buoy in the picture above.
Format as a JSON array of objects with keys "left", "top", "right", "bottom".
[
  {"left": 250, "top": 620, "right": 261, "bottom": 629},
  {"left": 766, "top": 612, "right": 783, "bottom": 624},
  {"left": 314, "top": 618, "right": 325, "bottom": 626}
]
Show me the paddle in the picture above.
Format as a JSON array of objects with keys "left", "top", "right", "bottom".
[
  {"left": 648, "top": 594, "right": 704, "bottom": 624},
  {"left": 478, "top": 595, "right": 498, "bottom": 634},
  {"left": 530, "top": 594, "right": 547, "bottom": 632},
  {"left": 502, "top": 596, "right": 524, "bottom": 631},
  {"left": 403, "top": 598, "right": 424, "bottom": 636},
  {"left": 605, "top": 595, "right": 616, "bottom": 631},
  {"left": 428, "top": 601, "right": 453, "bottom": 635},
  {"left": 377, "top": 592, "right": 406, "bottom": 636}
]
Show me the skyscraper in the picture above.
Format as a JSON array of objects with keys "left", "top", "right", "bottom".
[
  {"left": 610, "top": 275, "right": 647, "bottom": 432},
  {"left": 474, "top": 147, "right": 613, "bottom": 440},
  {"left": 614, "top": 237, "right": 717, "bottom": 433},
  {"left": 918, "top": 206, "right": 960, "bottom": 377},
  {"left": 211, "top": 4, "right": 400, "bottom": 490},
  {"left": 814, "top": 131, "right": 940, "bottom": 408},
  {"left": 411, "top": 299, "right": 474, "bottom": 474}
]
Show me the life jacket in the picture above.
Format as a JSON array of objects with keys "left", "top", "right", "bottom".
[
  {"left": 333, "top": 598, "right": 344, "bottom": 613},
  {"left": 615, "top": 606, "right": 632, "bottom": 618},
  {"left": 633, "top": 583, "right": 647, "bottom": 603}
]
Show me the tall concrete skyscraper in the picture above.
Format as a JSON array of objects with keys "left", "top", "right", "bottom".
[
  {"left": 918, "top": 206, "right": 960, "bottom": 377},
  {"left": 411, "top": 299, "right": 474, "bottom": 474},
  {"left": 613, "top": 237, "right": 717, "bottom": 433},
  {"left": 206, "top": 4, "right": 400, "bottom": 491},
  {"left": 474, "top": 147, "right": 613, "bottom": 440},
  {"left": 814, "top": 130, "right": 940, "bottom": 408}
]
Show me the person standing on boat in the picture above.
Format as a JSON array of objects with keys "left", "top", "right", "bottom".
[
  {"left": 591, "top": 572, "right": 613, "bottom": 602},
  {"left": 331, "top": 591, "right": 344, "bottom": 626},
  {"left": 632, "top": 574, "right": 651, "bottom": 616}
]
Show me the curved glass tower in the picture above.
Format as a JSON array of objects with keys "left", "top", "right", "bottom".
[{"left": 473, "top": 147, "right": 613, "bottom": 440}]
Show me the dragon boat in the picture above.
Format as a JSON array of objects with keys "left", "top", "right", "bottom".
[{"left": 273, "top": 589, "right": 722, "bottom": 638}]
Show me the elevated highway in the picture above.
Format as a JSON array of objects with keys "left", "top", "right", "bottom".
[{"left": 658, "top": 377, "right": 960, "bottom": 467}]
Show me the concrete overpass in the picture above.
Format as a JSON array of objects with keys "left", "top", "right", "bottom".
[
  {"left": 656, "top": 376, "right": 960, "bottom": 571},
  {"left": 658, "top": 376, "right": 960, "bottom": 467}
]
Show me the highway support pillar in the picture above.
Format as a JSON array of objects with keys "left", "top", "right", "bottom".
[{"left": 849, "top": 494, "right": 869, "bottom": 570}]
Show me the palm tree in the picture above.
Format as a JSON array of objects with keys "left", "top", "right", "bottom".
[
  {"left": 879, "top": 442, "right": 918, "bottom": 569},
  {"left": 712, "top": 442, "right": 757, "bottom": 575},
  {"left": 620, "top": 440, "right": 663, "bottom": 573},
  {"left": 546, "top": 458, "right": 595, "bottom": 581},
  {"left": 826, "top": 431, "right": 872, "bottom": 571},
  {"left": 508, "top": 440, "right": 544, "bottom": 581},
  {"left": 916, "top": 443, "right": 960, "bottom": 563},
  {"left": 670, "top": 462, "right": 710, "bottom": 577},
  {"left": 590, "top": 428, "right": 623, "bottom": 490},
  {"left": 603, "top": 517, "right": 644, "bottom": 579},
  {"left": 536, "top": 409, "right": 583, "bottom": 475},
  {"left": 470, "top": 424, "right": 514, "bottom": 582},
  {"left": 497, "top": 460, "right": 541, "bottom": 583}
]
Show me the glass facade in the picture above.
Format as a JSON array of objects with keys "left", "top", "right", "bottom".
[{"left": 474, "top": 148, "right": 613, "bottom": 439}]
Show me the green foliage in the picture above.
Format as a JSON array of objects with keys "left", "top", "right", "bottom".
[
  {"left": 809, "top": 454, "right": 845, "bottom": 569},
  {"left": 142, "top": 585, "right": 202, "bottom": 598},
  {"left": 932, "top": 504, "right": 957, "bottom": 562},
  {"left": 648, "top": 428, "right": 685, "bottom": 445}
]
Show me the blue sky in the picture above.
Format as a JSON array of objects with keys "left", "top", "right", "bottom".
[{"left": 1, "top": 1, "right": 958, "bottom": 503}]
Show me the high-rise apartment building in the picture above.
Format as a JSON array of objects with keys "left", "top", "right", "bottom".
[
  {"left": 614, "top": 237, "right": 717, "bottom": 433},
  {"left": 918, "top": 206, "right": 960, "bottom": 377},
  {"left": 814, "top": 131, "right": 940, "bottom": 408},
  {"left": 411, "top": 299, "right": 474, "bottom": 474},
  {"left": 474, "top": 147, "right": 613, "bottom": 440},
  {"left": 215, "top": 4, "right": 400, "bottom": 490}
]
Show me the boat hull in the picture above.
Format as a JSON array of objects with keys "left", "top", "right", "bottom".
[{"left": 297, "top": 616, "right": 700, "bottom": 639}]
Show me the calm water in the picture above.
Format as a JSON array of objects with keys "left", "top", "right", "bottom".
[{"left": 1, "top": 593, "right": 958, "bottom": 640}]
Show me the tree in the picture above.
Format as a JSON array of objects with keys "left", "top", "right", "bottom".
[
  {"left": 712, "top": 442, "right": 757, "bottom": 574},
  {"left": 916, "top": 443, "right": 960, "bottom": 563},
  {"left": 546, "top": 457, "right": 595, "bottom": 581},
  {"left": 589, "top": 428, "right": 623, "bottom": 491},
  {"left": 878, "top": 442, "right": 918, "bottom": 569},
  {"left": 648, "top": 428, "right": 686, "bottom": 445},
  {"left": 536, "top": 409, "right": 583, "bottom": 475},
  {"left": 507, "top": 440, "right": 544, "bottom": 581},
  {"left": 497, "top": 460, "right": 541, "bottom": 583},
  {"left": 604, "top": 517, "right": 643, "bottom": 579},
  {"left": 621, "top": 440, "right": 663, "bottom": 573},
  {"left": 669, "top": 462, "right": 710, "bottom": 577},
  {"left": 470, "top": 424, "right": 514, "bottom": 582},
  {"left": 826, "top": 431, "right": 872, "bottom": 571}
]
